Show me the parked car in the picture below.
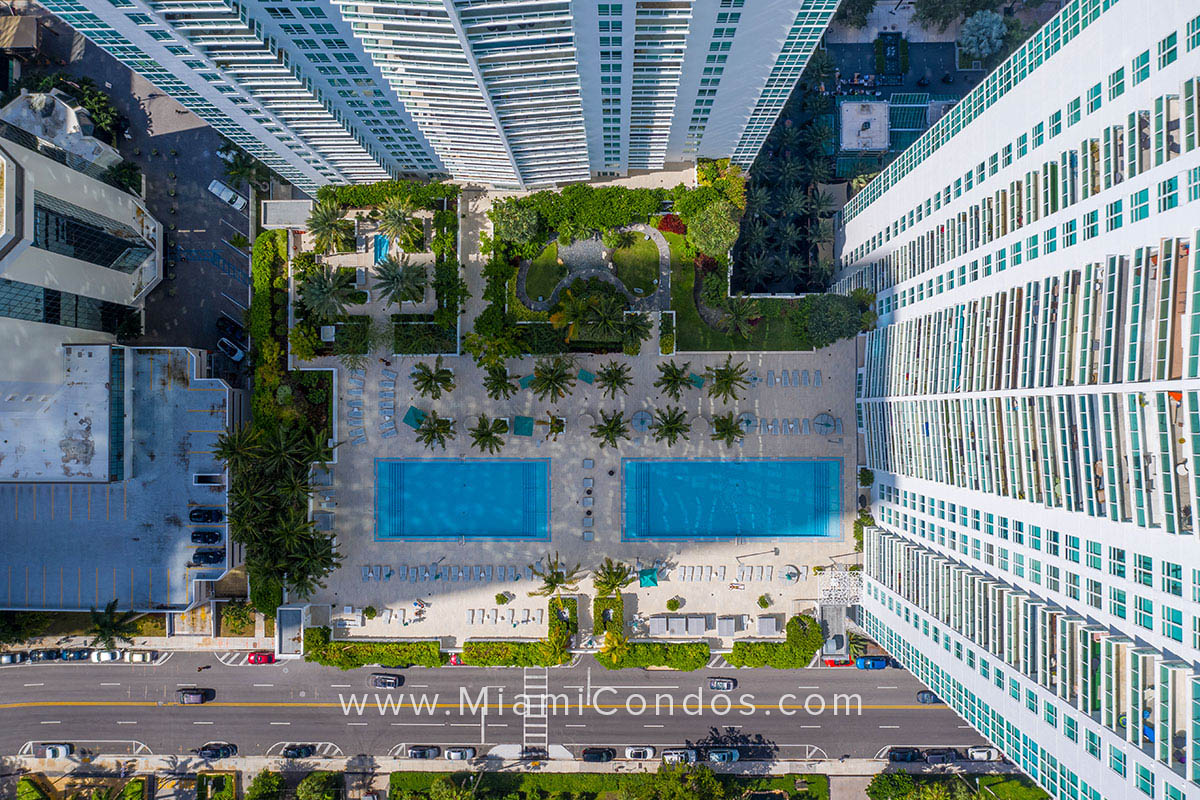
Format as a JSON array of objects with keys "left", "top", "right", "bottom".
[
  {"left": 216, "top": 315, "right": 246, "bottom": 347},
  {"left": 198, "top": 743, "right": 237, "bottom": 759},
  {"left": 887, "top": 747, "right": 923, "bottom": 763},
  {"left": 0, "top": 651, "right": 27, "bottom": 665},
  {"left": 662, "top": 749, "right": 697, "bottom": 765},
  {"left": 855, "top": 656, "right": 889, "bottom": 670},
  {"left": 581, "top": 748, "right": 615, "bottom": 763},
  {"left": 369, "top": 673, "right": 402, "bottom": 688},
  {"left": 90, "top": 650, "right": 122, "bottom": 663},
  {"left": 191, "top": 530, "right": 221, "bottom": 544},
  {"left": 625, "top": 746, "right": 656, "bottom": 760},
  {"left": 38, "top": 743, "right": 73, "bottom": 758},
  {"left": 822, "top": 657, "right": 852, "bottom": 667},
  {"left": 61, "top": 649, "right": 91, "bottom": 661},
  {"left": 248, "top": 651, "right": 275, "bottom": 665},
  {"left": 445, "top": 747, "right": 476, "bottom": 761},
  {"left": 708, "top": 677, "right": 736, "bottom": 691},
  {"left": 216, "top": 337, "right": 245, "bottom": 363},
  {"left": 29, "top": 649, "right": 61, "bottom": 662},
  {"left": 916, "top": 690, "right": 943, "bottom": 704},
  {"left": 520, "top": 747, "right": 548, "bottom": 760},
  {"left": 282, "top": 744, "right": 316, "bottom": 759},
  {"left": 189, "top": 508, "right": 223, "bottom": 523},
  {"left": 192, "top": 549, "right": 225, "bottom": 566},
  {"left": 407, "top": 746, "right": 440, "bottom": 759},
  {"left": 125, "top": 651, "right": 154, "bottom": 663},
  {"left": 707, "top": 749, "right": 739, "bottom": 763},
  {"left": 924, "top": 748, "right": 960, "bottom": 764},
  {"left": 177, "top": 688, "right": 208, "bottom": 704},
  {"left": 207, "top": 179, "right": 247, "bottom": 211},
  {"left": 967, "top": 746, "right": 1000, "bottom": 762}
]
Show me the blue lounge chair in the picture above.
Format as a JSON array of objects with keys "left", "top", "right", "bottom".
[
  {"left": 802, "top": 418, "right": 811, "bottom": 435},
  {"left": 780, "top": 370, "right": 790, "bottom": 387},
  {"left": 814, "top": 369, "right": 822, "bottom": 387},
  {"left": 802, "top": 370, "right": 810, "bottom": 387},
  {"left": 382, "top": 368, "right": 398, "bottom": 379},
  {"left": 766, "top": 370, "right": 775, "bottom": 387},
  {"left": 791, "top": 370, "right": 800, "bottom": 386}
]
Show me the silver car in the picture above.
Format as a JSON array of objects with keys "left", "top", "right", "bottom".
[
  {"left": 625, "top": 746, "right": 656, "bottom": 760},
  {"left": 445, "top": 747, "right": 476, "bottom": 760},
  {"left": 662, "top": 748, "right": 697, "bottom": 764}
]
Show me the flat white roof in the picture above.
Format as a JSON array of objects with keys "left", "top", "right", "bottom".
[{"left": 840, "top": 101, "right": 889, "bottom": 152}]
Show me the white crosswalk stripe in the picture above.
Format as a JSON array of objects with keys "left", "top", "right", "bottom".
[
  {"left": 708, "top": 655, "right": 734, "bottom": 669},
  {"left": 522, "top": 667, "right": 549, "bottom": 749},
  {"left": 216, "top": 652, "right": 248, "bottom": 666}
]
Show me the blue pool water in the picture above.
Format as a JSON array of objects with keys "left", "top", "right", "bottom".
[
  {"left": 623, "top": 458, "right": 841, "bottom": 540},
  {"left": 373, "top": 234, "right": 389, "bottom": 265},
  {"left": 375, "top": 459, "right": 549, "bottom": 540}
]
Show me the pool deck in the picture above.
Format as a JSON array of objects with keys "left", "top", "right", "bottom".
[{"left": 309, "top": 338, "right": 858, "bottom": 646}]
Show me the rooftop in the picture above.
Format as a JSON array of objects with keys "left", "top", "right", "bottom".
[
  {"left": 839, "top": 100, "right": 889, "bottom": 152},
  {"left": 0, "top": 89, "right": 122, "bottom": 170}
]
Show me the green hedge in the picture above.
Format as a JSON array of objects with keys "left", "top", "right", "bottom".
[
  {"left": 303, "top": 626, "right": 445, "bottom": 669},
  {"left": 593, "top": 595, "right": 624, "bottom": 637},
  {"left": 508, "top": 274, "right": 550, "bottom": 322},
  {"left": 121, "top": 779, "right": 147, "bottom": 800},
  {"left": 249, "top": 569, "right": 283, "bottom": 617},
  {"left": 389, "top": 771, "right": 828, "bottom": 800},
  {"left": 726, "top": 614, "right": 823, "bottom": 668},
  {"left": 197, "top": 774, "right": 237, "bottom": 800},
  {"left": 462, "top": 597, "right": 577, "bottom": 667},
  {"left": 316, "top": 180, "right": 459, "bottom": 209},
  {"left": 598, "top": 641, "right": 709, "bottom": 671},
  {"left": 16, "top": 778, "right": 50, "bottom": 800}
]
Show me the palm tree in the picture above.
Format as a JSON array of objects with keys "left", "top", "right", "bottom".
[
  {"left": 810, "top": 218, "right": 835, "bottom": 248},
  {"left": 781, "top": 186, "right": 811, "bottom": 219},
  {"left": 811, "top": 190, "right": 837, "bottom": 218},
  {"left": 595, "top": 360, "right": 633, "bottom": 399},
  {"left": 848, "top": 632, "right": 869, "bottom": 659},
  {"left": 88, "top": 599, "right": 138, "bottom": 649},
  {"left": 483, "top": 366, "right": 518, "bottom": 400},
  {"left": 776, "top": 222, "right": 803, "bottom": 255},
  {"left": 306, "top": 198, "right": 353, "bottom": 254},
  {"left": 777, "top": 124, "right": 804, "bottom": 154},
  {"left": 531, "top": 355, "right": 576, "bottom": 402},
  {"left": 549, "top": 289, "right": 593, "bottom": 343},
  {"left": 777, "top": 158, "right": 804, "bottom": 186},
  {"left": 557, "top": 219, "right": 582, "bottom": 246},
  {"left": 296, "top": 425, "right": 335, "bottom": 468},
  {"left": 535, "top": 412, "right": 565, "bottom": 441},
  {"left": 591, "top": 410, "right": 630, "bottom": 449},
  {"left": 746, "top": 184, "right": 771, "bottom": 214},
  {"left": 649, "top": 405, "right": 690, "bottom": 447},
  {"left": 592, "top": 557, "right": 635, "bottom": 597},
  {"left": 261, "top": 425, "right": 303, "bottom": 473},
  {"left": 415, "top": 410, "right": 455, "bottom": 450},
  {"left": 411, "top": 355, "right": 455, "bottom": 400},
  {"left": 738, "top": 251, "right": 772, "bottom": 290},
  {"left": 224, "top": 150, "right": 268, "bottom": 190},
  {"left": 710, "top": 411, "right": 745, "bottom": 449},
  {"left": 601, "top": 228, "right": 636, "bottom": 251},
  {"left": 620, "top": 312, "right": 653, "bottom": 350},
  {"left": 373, "top": 254, "right": 426, "bottom": 307},
  {"left": 801, "top": 121, "right": 834, "bottom": 152},
  {"left": 706, "top": 355, "right": 749, "bottom": 403},
  {"left": 655, "top": 360, "right": 692, "bottom": 401},
  {"left": 741, "top": 220, "right": 768, "bottom": 251},
  {"left": 721, "top": 294, "right": 760, "bottom": 340},
  {"left": 299, "top": 265, "right": 356, "bottom": 322},
  {"left": 468, "top": 414, "right": 506, "bottom": 454},
  {"left": 781, "top": 255, "right": 810, "bottom": 287},
  {"left": 212, "top": 423, "right": 262, "bottom": 474},
  {"left": 528, "top": 551, "right": 584, "bottom": 598},
  {"left": 376, "top": 195, "right": 415, "bottom": 245},
  {"left": 586, "top": 294, "right": 627, "bottom": 341},
  {"left": 800, "top": 157, "right": 832, "bottom": 186}
]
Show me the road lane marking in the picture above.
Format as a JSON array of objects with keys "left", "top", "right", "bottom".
[
  {"left": 876, "top": 686, "right": 898, "bottom": 689},
  {"left": 253, "top": 684, "right": 275, "bottom": 688},
  {"left": 409, "top": 684, "right": 429, "bottom": 688},
  {"left": 391, "top": 723, "right": 444, "bottom": 727},
  {"left": 799, "top": 725, "right": 821, "bottom": 729},
  {"left": 330, "top": 684, "right": 351, "bottom": 688},
  {"left": 643, "top": 724, "right": 664, "bottom": 728},
  {"left": 40, "top": 721, "right": 60, "bottom": 725},
  {"left": 270, "top": 722, "right": 290, "bottom": 726},
  {"left": 193, "top": 721, "right": 213, "bottom": 725},
  {"left": 347, "top": 722, "right": 368, "bottom": 726},
  {"left": 487, "top": 723, "right": 509, "bottom": 728},
  {"left": 116, "top": 721, "right": 137, "bottom": 725},
  {"left": 449, "top": 723, "right": 476, "bottom": 727},
  {"left": 24, "top": 683, "right": 44, "bottom": 687},
  {"left": 879, "top": 725, "right": 900, "bottom": 729},
  {"left": 796, "top": 685, "right": 819, "bottom": 690},
  {"left": 99, "top": 683, "right": 121, "bottom": 687},
  {"left": 565, "top": 724, "right": 586, "bottom": 728}
]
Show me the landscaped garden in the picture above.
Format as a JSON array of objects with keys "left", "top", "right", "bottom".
[
  {"left": 611, "top": 230, "right": 660, "bottom": 296},
  {"left": 524, "top": 242, "right": 565, "bottom": 302}
]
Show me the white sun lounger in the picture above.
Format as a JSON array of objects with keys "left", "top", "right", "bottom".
[
  {"left": 408, "top": 566, "right": 418, "bottom": 582},
  {"left": 347, "top": 399, "right": 363, "bottom": 407},
  {"left": 467, "top": 609, "right": 475, "bottom": 624},
  {"left": 522, "top": 608, "right": 531, "bottom": 624},
  {"left": 835, "top": 418, "right": 844, "bottom": 434},
  {"left": 476, "top": 609, "right": 484, "bottom": 623},
  {"left": 361, "top": 566, "right": 371, "bottom": 581},
  {"left": 737, "top": 565, "right": 746, "bottom": 581},
  {"left": 766, "top": 369, "right": 775, "bottom": 387},
  {"left": 348, "top": 388, "right": 363, "bottom": 396},
  {"left": 765, "top": 566, "right": 773, "bottom": 580},
  {"left": 506, "top": 608, "right": 515, "bottom": 626},
  {"left": 382, "top": 428, "right": 397, "bottom": 439},
  {"left": 350, "top": 368, "right": 365, "bottom": 378},
  {"left": 704, "top": 566, "right": 713, "bottom": 581},
  {"left": 754, "top": 565, "right": 764, "bottom": 581},
  {"left": 488, "top": 609, "right": 498, "bottom": 624},
  {"left": 380, "top": 390, "right": 395, "bottom": 399},
  {"left": 716, "top": 566, "right": 726, "bottom": 581},
  {"left": 395, "top": 608, "right": 405, "bottom": 625},
  {"left": 380, "top": 380, "right": 395, "bottom": 390},
  {"left": 535, "top": 608, "right": 545, "bottom": 625},
  {"left": 814, "top": 369, "right": 822, "bottom": 387}
]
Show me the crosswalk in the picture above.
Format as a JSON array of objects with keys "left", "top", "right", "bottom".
[
  {"left": 708, "top": 655, "right": 734, "bottom": 669},
  {"left": 522, "top": 667, "right": 549, "bottom": 751}
]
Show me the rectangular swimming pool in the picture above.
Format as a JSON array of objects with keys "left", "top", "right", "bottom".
[
  {"left": 375, "top": 458, "right": 550, "bottom": 540},
  {"left": 622, "top": 458, "right": 841, "bottom": 540}
]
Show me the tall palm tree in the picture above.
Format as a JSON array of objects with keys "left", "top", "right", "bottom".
[
  {"left": 415, "top": 410, "right": 455, "bottom": 450},
  {"left": 212, "top": 423, "right": 262, "bottom": 474},
  {"left": 549, "top": 289, "right": 593, "bottom": 343},
  {"left": 601, "top": 228, "right": 636, "bottom": 251},
  {"left": 654, "top": 360, "right": 692, "bottom": 401},
  {"left": 296, "top": 424, "right": 335, "bottom": 468},
  {"left": 810, "top": 190, "right": 837, "bottom": 218},
  {"left": 411, "top": 355, "right": 455, "bottom": 400},
  {"left": 649, "top": 405, "right": 690, "bottom": 447},
  {"left": 800, "top": 158, "right": 832, "bottom": 186},
  {"left": 261, "top": 425, "right": 303, "bottom": 474},
  {"left": 706, "top": 355, "right": 749, "bottom": 403},
  {"left": 776, "top": 222, "right": 803, "bottom": 255},
  {"left": 535, "top": 412, "right": 565, "bottom": 441},
  {"left": 738, "top": 251, "right": 772, "bottom": 290},
  {"left": 88, "top": 599, "right": 138, "bottom": 649},
  {"left": 586, "top": 294, "right": 627, "bottom": 341},
  {"left": 224, "top": 150, "right": 268, "bottom": 190},
  {"left": 557, "top": 219, "right": 582, "bottom": 246},
  {"left": 528, "top": 552, "right": 584, "bottom": 598},
  {"left": 620, "top": 312, "right": 653, "bottom": 351},
  {"left": 801, "top": 121, "right": 834, "bottom": 152},
  {"left": 468, "top": 414, "right": 507, "bottom": 454},
  {"left": 306, "top": 198, "right": 353, "bottom": 254},
  {"left": 373, "top": 254, "right": 426, "bottom": 307},
  {"left": 776, "top": 158, "right": 804, "bottom": 186},
  {"left": 531, "top": 355, "right": 576, "bottom": 402},
  {"left": 745, "top": 184, "right": 771, "bottom": 214},
  {"left": 721, "top": 294, "right": 760, "bottom": 340},
  {"left": 592, "top": 557, "right": 635, "bottom": 598},
  {"left": 595, "top": 360, "right": 633, "bottom": 399},
  {"left": 591, "top": 410, "right": 630, "bottom": 449},
  {"left": 299, "top": 265, "right": 356, "bottom": 322},
  {"left": 781, "top": 186, "right": 812, "bottom": 219},
  {"left": 483, "top": 366, "right": 518, "bottom": 400},
  {"left": 741, "top": 220, "right": 768, "bottom": 251},
  {"left": 710, "top": 411, "right": 745, "bottom": 449},
  {"left": 376, "top": 195, "right": 416, "bottom": 245}
]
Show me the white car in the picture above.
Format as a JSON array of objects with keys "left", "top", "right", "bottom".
[
  {"left": 967, "top": 746, "right": 1000, "bottom": 762},
  {"left": 207, "top": 179, "right": 247, "bottom": 211},
  {"left": 90, "top": 650, "right": 122, "bottom": 663},
  {"left": 125, "top": 650, "right": 154, "bottom": 663},
  {"left": 661, "top": 749, "right": 696, "bottom": 764},
  {"left": 445, "top": 747, "right": 476, "bottom": 760},
  {"left": 42, "top": 744, "right": 73, "bottom": 758},
  {"left": 625, "top": 746, "right": 655, "bottom": 760},
  {"left": 216, "top": 337, "right": 245, "bottom": 362}
]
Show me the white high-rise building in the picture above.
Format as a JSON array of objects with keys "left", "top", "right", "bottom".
[
  {"left": 836, "top": 1, "right": 1200, "bottom": 798},
  {"left": 40, "top": 0, "right": 836, "bottom": 193}
]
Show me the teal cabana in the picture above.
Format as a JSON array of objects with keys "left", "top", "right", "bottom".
[
  {"left": 638, "top": 568, "right": 659, "bottom": 588},
  {"left": 578, "top": 368, "right": 595, "bottom": 384},
  {"left": 688, "top": 372, "right": 705, "bottom": 389},
  {"left": 518, "top": 374, "right": 535, "bottom": 390},
  {"left": 512, "top": 415, "right": 535, "bottom": 437},
  {"left": 402, "top": 406, "right": 427, "bottom": 430}
]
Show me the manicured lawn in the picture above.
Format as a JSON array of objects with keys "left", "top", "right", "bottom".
[
  {"left": 133, "top": 613, "right": 166, "bottom": 637},
  {"left": 525, "top": 243, "right": 565, "bottom": 301},
  {"left": 197, "top": 773, "right": 237, "bottom": 800},
  {"left": 390, "top": 772, "right": 828, "bottom": 800},
  {"left": 612, "top": 233, "right": 659, "bottom": 296},
  {"left": 664, "top": 232, "right": 807, "bottom": 352},
  {"left": 978, "top": 776, "right": 1050, "bottom": 800}
]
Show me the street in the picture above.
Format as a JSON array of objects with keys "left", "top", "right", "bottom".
[{"left": 0, "top": 654, "right": 984, "bottom": 763}]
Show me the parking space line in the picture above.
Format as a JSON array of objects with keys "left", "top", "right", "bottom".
[{"left": 106, "top": 484, "right": 110, "bottom": 520}]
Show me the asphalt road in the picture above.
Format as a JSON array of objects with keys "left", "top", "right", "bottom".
[{"left": 0, "top": 653, "right": 983, "bottom": 763}]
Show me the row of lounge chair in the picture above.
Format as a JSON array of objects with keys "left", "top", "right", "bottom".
[
  {"left": 467, "top": 607, "right": 545, "bottom": 626},
  {"left": 672, "top": 565, "right": 780, "bottom": 582},
  {"left": 398, "top": 564, "right": 536, "bottom": 582},
  {"left": 766, "top": 369, "right": 822, "bottom": 388}
]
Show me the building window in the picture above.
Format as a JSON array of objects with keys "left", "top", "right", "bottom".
[
  {"left": 1189, "top": 14, "right": 1200, "bottom": 51},
  {"left": 1067, "top": 97, "right": 1081, "bottom": 126},
  {"left": 1108, "top": 67, "right": 1125, "bottom": 100},
  {"left": 32, "top": 192, "right": 152, "bottom": 272},
  {"left": 1044, "top": 703, "right": 1057, "bottom": 728},
  {"left": 1064, "top": 716, "right": 1078, "bottom": 742},
  {"left": 1109, "top": 746, "right": 1126, "bottom": 777},
  {"left": 1131, "top": 188, "right": 1150, "bottom": 222},
  {"left": 1086, "top": 83, "right": 1101, "bottom": 114},
  {"left": 1132, "top": 50, "right": 1150, "bottom": 85},
  {"left": 1136, "top": 764, "right": 1155, "bottom": 797},
  {"left": 1083, "top": 209, "right": 1099, "bottom": 240},
  {"left": 1163, "top": 561, "right": 1183, "bottom": 595},
  {"left": 1135, "top": 596, "right": 1154, "bottom": 630},
  {"left": 1134, "top": 554, "right": 1153, "bottom": 586},
  {"left": 1158, "top": 176, "right": 1179, "bottom": 211},
  {"left": 1049, "top": 110, "right": 1062, "bottom": 139},
  {"left": 1085, "top": 730, "right": 1100, "bottom": 758},
  {"left": 1188, "top": 166, "right": 1200, "bottom": 202},
  {"left": 1110, "top": 588, "right": 1127, "bottom": 619},
  {"left": 1158, "top": 31, "right": 1178, "bottom": 68},
  {"left": 1162, "top": 606, "right": 1183, "bottom": 642},
  {"left": 1086, "top": 579, "right": 1101, "bottom": 609},
  {"left": 1105, "top": 199, "right": 1123, "bottom": 231}
]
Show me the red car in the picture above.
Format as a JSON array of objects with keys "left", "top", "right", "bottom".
[
  {"left": 823, "top": 657, "right": 852, "bottom": 667},
  {"left": 247, "top": 651, "right": 275, "bottom": 665}
]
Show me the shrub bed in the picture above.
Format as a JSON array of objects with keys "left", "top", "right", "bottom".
[
  {"left": 598, "top": 641, "right": 710, "bottom": 671},
  {"left": 593, "top": 595, "right": 624, "bottom": 637},
  {"left": 316, "top": 180, "right": 459, "bottom": 209},
  {"left": 303, "top": 626, "right": 446, "bottom": 669},
  {"left": 726, "top": 614, "right": 823, "bottom": 668}
]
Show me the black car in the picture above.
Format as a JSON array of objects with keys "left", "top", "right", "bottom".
[
  {"left": 521, "top": 746, "right": 548, "bottom": 760},
  {"left": 581, "top": 748, "right": 615, "bottom": 763},
  {"left": 216, "top": 316, "right": 247, "bottom": 347},
  {"left": 369, "top": 673, "right": 402, "bottom": 689},
  {"left": 193, "top": 549, "right": 225, "bottom": 566},
  {"left": 888, "top": 747, "right": 922, "bottom": 763},
  {"left": 30, "top": 649, "right": 61, "bottom": 662},
  {"left": 924, "top": 748, "right": 961, "bottom": 764},
  {"left": 61, "top": 649, "right": 92, "bottom": 661},
  {"left": 282, "top": 745, "right": 316, "bottom": 759},
  {"left": 191, "top": 530, "right": 222, "bottom": 544},
  {"left": 189, "top": 508, "right": 223, "bottom": 523},
  {"left": 407, "top": 746, "right": 440, "bottom": 759},
  {"left": 198, "top": 743, "right": 237, "bottom": 759},
  {"left": 916, "top": 690, "right": 943, "bottom": 704}
]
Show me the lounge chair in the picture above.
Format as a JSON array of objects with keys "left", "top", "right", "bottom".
[
  {"left": 449, "top": 567, "right": 459, "bottom": 582},
  {"left": 408, "top": 566, "right": 418, "bottom": 582},
  {"left": 716, "top": 566, "right": 726, "bottom": 581},
  {"left": 814, "top": 369, "right": 822, "bottom": 387},
  {"left": 766, "top": 369, "right": 775, "bottom": 387},
  {"left": 802, "top": 418, "right": 811, "bottom": 435},
  {"left": 582, "top": 497, "right": 594, "bottom": 507},
  {"left": 583, "top": 477, "right": 594, "bottom": 488},
  {"left": 835, "top": 418, "right": 844, "bottom": 434},
  {"left": 348, "top": 409, "right": 363, "bottom": 418},
  {"left": 351, "top": 436, "right": 367, "bottom": 445},
  {"left": 382, "top": 368, "right": 398, "bottom": 379},
  {"left": 396, "top": 608, "right": 406, "bottom": 625},
  {"left": 782, "top": 419, "right": 792, "bottom": 435},
  {"left": 802, "top": 370, "right": 810, "bottom": 387},
  {"left": 361, "top": 566, "right": 372, "bottom": 582},
  {"left": 583, "top": 517, "right": 593, "bottom": 527},
  {"left": 771, "top": 418, "right": 780, "bottom": 434},
  {"left": 468, "top": 609, "right": 476, "bottom": 624},
  {"left": 348, "top": 388, "right": 363, "bottom": 396},
  {"left": 350, "top": 368, "right": 365, "bottom": 378},
  {"left": 372, "top": 565, "right": 383, "bottom": 581},
  {"left": 382, "top": 428, "right": 398, "bottom": 439},
  {"left": 522, "top": 609, "right": 531, "bottom": 624},
  {"left": 759, "top": 419, "right": 768, "bottom": 434},
  {"left": 780, "top": 370, "right": 790, "bottom": 387},
  {"left": 535, "top": 608, "right": 545, "bottom": 625},
  {"left": 380, "top": 380, "right": 396, "bottom": 390},
  {"left": 506, "top": 608, "right": 515, "bottom": 626},
  {"left": 380, "top": 401, "right": 395, "bottom": 411},
  {"left": 525, "top": 565, "right": 534, "bottom": 580},
  {"left": 765, "top": 566, "right": 773, "bottom": 580},
  {"left": 381, "top": 391, "right": 395, "bottom": 399},
  {"left": 477, "top": 609, "right": 485, "bottom": 623},
  {"left": 583, "top": 458, "right": 594, "bottom": 469},
  {"left": 485, "top": 565, "right": 494, "bottom": 581},
  {"left": 348, "top": 378, "right": 364, "bottom": 388},
  {"left": 704, "top": 566, "right": 713, "bottom": 582},
  {"left": 421, "top": 565, "right": 431, "bottom": 580},
  {"left": 488, "top": 609, "right": 498, "bottom": 624},
  {"left": 395, "top": 566, "right": 408, "bottom": 581},
  {"left": 347, "top": 399, "right": 363, "bottom": 407},
  {"left": 381, "top": 609, "right": 391, "bottom": 624},
  {"left": 737, "top": 565, "right": 746, "bottom": 581},
  {"left": 754, "top": 565, "right": 764, "bottom": 581}
]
